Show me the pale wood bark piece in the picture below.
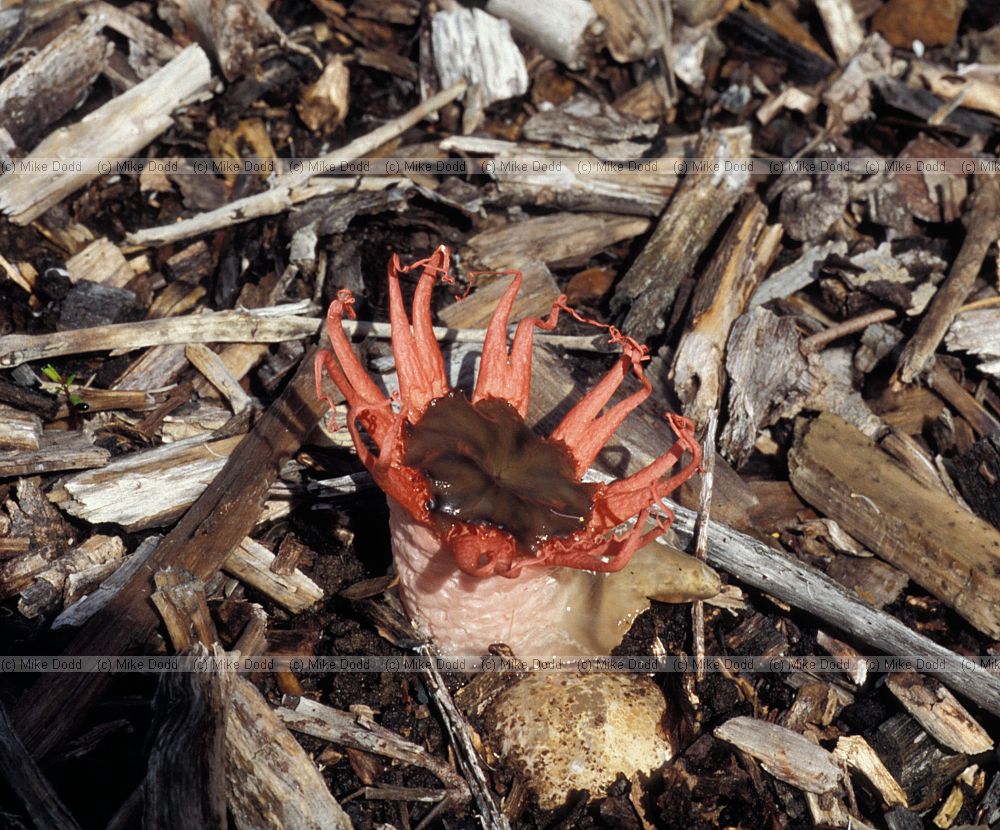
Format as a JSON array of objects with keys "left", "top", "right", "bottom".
[
  {"left": 833, "top": 735, "right": 908, "bottom": 807},
  {"left": 945, "top": 307, "right": 1000, "bottom": 379},
  {"left": 151, "top": 568, "right": 219, "bottom": 651},
  {"left": 464, "top": 212, "right": 650, "bottom": 272},
  {"left": 0, "top": 405, "right": 42, "bottom": 450},
  {"left": 522, "top": 94, "right": 658, "bottom": 159},
  {"left": 50, "top": 435, "right": 243, "bottom": 531},
  {"left": 186, "top": 344, "right": 253, "bottom": 414},
  {"left": 719, "top": 307, "right": 881, "bottom": 468},
  {"left": 789, "top": 412, "right": 1000, "bottom": 639},
  {"left": 484, "top": 0, "right": 596, "bottom": 69},
  {"left": 814, "top": 0, "right": 864, "bottom": 64},
  {"left": 0, "top": 304, "right": 322, "bottom": 368},
  {"left": 145, "top": 643, "right": 229, "bottom": 830},
  {"left": 610, "top": 128, "right": 751, "bottom": 342},
  {"left": 223, "top": 538, "right": 322, "bottom": 614},
  {"left": 18, "top": 533, "right": 124, "bottom": 619},
  {"left": 713, "top": 716, "right": 842, "bottom": 794},
  {"left": 750, "top": 240, "right": 847, "bottom": 307},
  {"left": 0, "top": 45, "right": 213, "bottom": 224},
  {"left": 0, "top": 700, "right": 82, "bottom": 830},
  {"left": 671, "top": 196, "right": 775, "bottom": 426},
  {"left": 911, "top": 61, "right": 1000, "bottom": 119},
  {"left": 65, "top": 238, "right": 133, "bottom": 289},
  {"left": 53, "top": 535, "right": 162, "bottom": 630},
  {"left": 438, "top": 261, "right": 560, "bottom": 329},
  {"left": 86, "top": 1, "right": 183, "bottom": 71},
  {"left": 895, "top": 177, "right": 1000, "bottom": 385},
  {"left": 278, "top": 696, "right": 468, "bottom": 798},
  {"left": 171, "top": 0, "right": 284, "bottom": 81},
  {"left": 885, "top": 672, "right": 994, "bottom": 755},
  {"left": 232, "top": 603, "right": 268, "bottom": 655},
  {"left": 431, "top": 7, "right": 528, "bottom": 107},
  {"left": 13, "top": 348, "right": 326, "bottom": 758},
  {"left": 0, "top": 429, "right": 110, "bottom": 478},
  {"left": 927, "top": 359, "right": 1000, "bottom": 437},
  {"left": 0, "top": 20, "right": 112, "bottom": 150},
  {"left": 127, "top": 81, "right": 466, "bottom": 247},
  {"left": 227, "top": 676, "right": 354, "bottom": 829}
]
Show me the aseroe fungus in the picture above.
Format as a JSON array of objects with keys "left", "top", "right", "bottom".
[{"left": 316, "top": 246, "right": 712, "bottom": 656}]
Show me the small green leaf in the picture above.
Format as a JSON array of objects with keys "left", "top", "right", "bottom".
[
  {"left": 41, "top": 365, "right": 62, "bottom": 383},
  {"left": 64, "top": 373, "right": 77, "bottom": 386},
  {"left": 68, "top": 393, "right": 85, "bottom": 407}
]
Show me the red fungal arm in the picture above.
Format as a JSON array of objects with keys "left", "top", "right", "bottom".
[{"left": 387, "top": 247, "right": 452, "bottom": 419}]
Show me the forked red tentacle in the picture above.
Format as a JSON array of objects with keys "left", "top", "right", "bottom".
[
  {"left": 387, "top": 247, "right": 452, "bottom": 419},
  {"left": 472, "top": 270, "right": 566, "bottom": 417},
  {"left": 316, "top": 290, "right": 393, "bottom": 444},
  {"left": 549, "top": 330, "right": 652, "bottom": 476},
  {"left": 592, "top": 413, "right": 702, "bottom": 532}
]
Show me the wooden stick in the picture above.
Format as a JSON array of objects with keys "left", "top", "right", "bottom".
[
  {"left": 692, "top": 410, "right": 718, "bottom": 683},
  {"left": 0, "top": 310, "right": 610, "bottom": 369},
  {"left": 0, "top": 45, "right": 212, "bottom": 224},
  {"left": 277, "top": 696, "right": 468, "bottom": 801},
  {"left": 11, "top": 347, "right": 327, "bottom": 758},
  {"left": 927, "top": 359, "right": 1000, "bottom": 437},
  {"left": 0, "top": 304, "right": 320, "bottom": 368},
  {"left": 801, "top": 308, "right": 897, "bottom": 354},
  {"left": 894, "top": 177, "right": 1000, "bottom": 385},
  {"left": 556, "top": 468, "right": 1000, "bottom": 717},
  {"left": 127, "top": 81, "right": 467, "bottom": 247}
]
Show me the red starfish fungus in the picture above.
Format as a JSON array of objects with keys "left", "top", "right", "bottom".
[{"left": 316, "top": 246, "right": 704, "bottom": 653}]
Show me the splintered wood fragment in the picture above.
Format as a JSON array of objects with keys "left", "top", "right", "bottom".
[
  {"left": 171, "top": 0, "right": 285, "bottom": 81},
  {"left": 950, "top": 434, "right": 1000, "bottom": 528},
  {"left": 233, "top": 604, "right": 268, "bottom": 656},
  {"left": 65, "top": 238, "right": 134, "bottom": 289},
  {"left": 522, "top": 94, "right": 658, "bottom": 159},
  {"left": 223, "top": 538, "right": 322, "bottom": 614},
  {"left": 671, "top": 196, "right": 775, "bottom": 426},
  {"left": 885, "top": 672, "right": 994, "bottom": 755},
  {"left": 53, "top": 388, "right": 161, "bottom": 418},
  {"left": 127, "top": 81, "right": 466, "bottom": 247},
  {"left": 894, "top": 177, "right": 1000, "bottom": 385},
  {"left": 872, "top": 713, "right": 967, "bottom": 811},
  {"left": 145, "top": 643, "right": 229, "bottom": 830},
  {"left": 53, "top": 536, "right": 162, "bottom": 630},
  {"left": 912, "top": 62, "right": 1000, "bottom": 119},
  {"left": 227, "top": 676, "right": 354, "bottom": 829},
  {"left": 0, "top": 20, "right": 112, "bottom": 150},
  {"left": 431, "top": 6, "right": 528, "bottom": 107},
  {"left": 484, "top": 0, "right": 596, "bottom": 69},
  {"left": 0, "top": 304, "right": 321, "bottom": 368},
  {"left": 186, "top": 344, "right": 253, "bottom": 414},
  {"left": 814, "top": 0, "right": 863, "bottom": 64},
  {"left": 278, "top": 696, "right": 469, "bottom": 800},
  {"left": 610, "top": 128, "right": 751, "bottom": 342},
  {"left": 714, "top": 716, "right": 842, "bottom": 794},
  {"left": 0, "top": 406, "right": 42, "bottom": 450},
  {"left": 0, "top": 430, "right": 110, "bottom": 478},
  {"left": 18, "top": 534, "right": 125, "bottom": 619},
  {"left": 719, "top": 307, "right": 881, "bottom": 468},
  {"left": 151, "top": 568, "right": 218, "bottom": 650},
  {"left": 13, "top": 349, "right": 326, "bottom": 758},
  {"left": 720, "top": 6, "right": 835, "bottom": 84},
  {"left": 833, "top": 735, "right": 908, "bottom": 807},
  {"left": 0, "top": 700, "right": 82, "bottom": 830},
  {"left": 946, "top": 308, "right": 1000, "bottom": 378},
  {"left": 51, "top": 435, "right": 243, "bottom": 531},
  {"left": 0, "top": 45, "right": 212, "bottom": 225},
  {"left": 438, "top": 261, "right": 560, "bottom": 329},
  {"left": 927, "top": 359, "right": 1000, "bottom": 437},
  {"left": 789, "top": 413, "right": 1000, "bottom": 639},
  {"left": 465, "top": 213, "right": 650, "bottom": 272}
]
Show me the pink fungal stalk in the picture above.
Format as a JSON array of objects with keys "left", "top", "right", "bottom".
[{"left": 316, "top": 246, "right": 702, "bottom": 655}]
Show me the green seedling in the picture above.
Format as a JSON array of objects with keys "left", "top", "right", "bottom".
[{"left": 41, "top": 364, "right": 90, "bottom": 413}]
